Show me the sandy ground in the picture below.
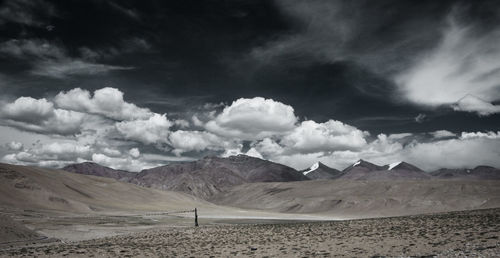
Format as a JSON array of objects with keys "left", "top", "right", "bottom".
[
  {"left": 0, "top": 207, "right": 338, "bottom": 243},
  {"left": 1, "top": 208, "right": 499, "bottom": 257}
]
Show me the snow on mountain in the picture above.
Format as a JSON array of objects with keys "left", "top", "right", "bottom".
[
  {"left": 388, "top": 161, "right": 402, "bottom": 170},
  {"left": 300, "top": 162, "right": 344, "bottom": 180},
  {"left": 353, "top": 160, "right": 361, "bottom": 167},
  {"left": 303, "top": 162, "right": 320, "bottom": 175}
]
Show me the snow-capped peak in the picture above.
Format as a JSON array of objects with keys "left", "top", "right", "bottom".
[
  {"left": 352, "top": 160, "right": 361, "bottom": 167},
  {"left": 303, "top": 162, "right": 320, "bottom": 175},
  {"left": 388, "top": 161, "right": 402, "bottom": 170}
]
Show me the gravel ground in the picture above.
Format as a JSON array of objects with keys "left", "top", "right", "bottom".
[{"left": 1, "top": 208, "right": 499, "bottom": 257}]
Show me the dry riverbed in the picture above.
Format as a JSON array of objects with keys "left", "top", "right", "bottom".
[{"left": 1, "top": 208, "right": 499, "bottom": 257}]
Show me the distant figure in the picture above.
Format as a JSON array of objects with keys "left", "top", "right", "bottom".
[{"left": 194, "top": 208, "right": 199, "bottom": 227}]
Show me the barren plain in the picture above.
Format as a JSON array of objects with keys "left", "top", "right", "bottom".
[{"left": 1, "top": 208, "right": 499, "bottom": 257}]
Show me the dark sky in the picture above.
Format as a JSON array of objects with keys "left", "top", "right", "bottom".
[{"left": 0, "top": 0, "right": 499, "bottom": 171}]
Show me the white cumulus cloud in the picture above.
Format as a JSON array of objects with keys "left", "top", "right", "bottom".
[
  {"left": 252, "top": 138, "right": 284, "bottom": 157},
  {"left": 1, "top": 88, "right": 498, "bottom": 173},
  {"left": 280, "top": 120, "right": 368, "bottom": 154},
  {"left": 205, "top": 97, "right": 298, "bottom": 140},
  {"left": 168, "top": 130, "right": 228, "bottom": 155},
  {"left": 115, "top": 113, "right": 171, "bottom": 145},
  {"left": 0, "top": 96, "right": 86, "bottom": 135},
  {"left": 37, "top": 142, "right": 91, "bottom": 159},
  {"left": 2, "top": 97, "right": 54, "bottom": 122},
  {"left": 1, "top": 141, "right": 92, "bottom": 167},
  {"left": 55, "top": 87, "right": 153, "bottom": 121}
]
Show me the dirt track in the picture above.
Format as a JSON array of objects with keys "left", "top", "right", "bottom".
[{"left": 1, "top": 208, "right": 499, "bottom": 257}]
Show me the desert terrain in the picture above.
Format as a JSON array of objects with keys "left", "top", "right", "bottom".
[
  {"left": 1, "top": 161, "right": 499, "bottom": 257},
  {"left": 1, "top": 208, "right": 499, "bottom": 257},
  {"left": 0, "top": 162, "right": 330, "bottom": 243}
]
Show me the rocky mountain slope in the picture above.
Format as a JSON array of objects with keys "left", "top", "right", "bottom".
[
  {"left": 64, "top": 155, "right": 308, "bottom": 200},
  {"left": 338, "top": 159, "right": 386, "bottom": 180},
  {"left": 300, "top": 162, "right": 343, "bottom": 180},
  {"left": 354, "top": 161, "right": 430, "bottom": 180},
  {"left": 2, "top": 159, "right": 500, "bottom": 219},
  {"left": 62, "top": 156, "right": 500, "bottom": 203},
  {"left": 63, "top": 162, "right": 136, "bottom": 182},
  {"left": 130, "top": 155, "right": 308, "bottom": 199}
]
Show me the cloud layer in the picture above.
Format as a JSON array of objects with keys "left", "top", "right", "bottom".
[{"left": 1, "top": 87, "right": 499, "bottom": 172}]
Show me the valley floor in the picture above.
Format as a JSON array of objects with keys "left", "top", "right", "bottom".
[{"left": 1, "top": 208, "right": 499, "bottom": 257}]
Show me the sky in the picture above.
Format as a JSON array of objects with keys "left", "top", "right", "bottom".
[{"left": 0, "top": 0, "right": 499, "bottom": 171}]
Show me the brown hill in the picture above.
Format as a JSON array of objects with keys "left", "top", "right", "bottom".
[
  {"left": 63, "top": 162, "right": 136, "bottom": 182},
  {"left": 0, "top": 162, "right": 211, "bottom": 214},
  {"left": 130, "top": 155, "right": 308, "bottom": 199},
  {"left": 211, "top": 179, "right": 500, "bottom": 218}
]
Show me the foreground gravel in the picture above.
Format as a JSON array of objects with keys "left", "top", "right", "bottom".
[{"left": 1, "top": 208, "right": 499, "bottom": 257}]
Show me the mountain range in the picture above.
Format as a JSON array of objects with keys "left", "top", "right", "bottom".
[
  {"left": 339, "top": 160, "right": 430, "bottom": 180},
  {"left": 0, "top": 155, "right": 498, "bottom": 220},
  {"left": 62, "top": 155, "right": 500, "bottom": 200},
  {"left": 64, "top": 155, "right": 308, "bottom": 200}
]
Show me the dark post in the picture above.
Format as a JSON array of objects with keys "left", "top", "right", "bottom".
[{"left": 194, "top": 208, "right": 199, "bottom": 227}]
